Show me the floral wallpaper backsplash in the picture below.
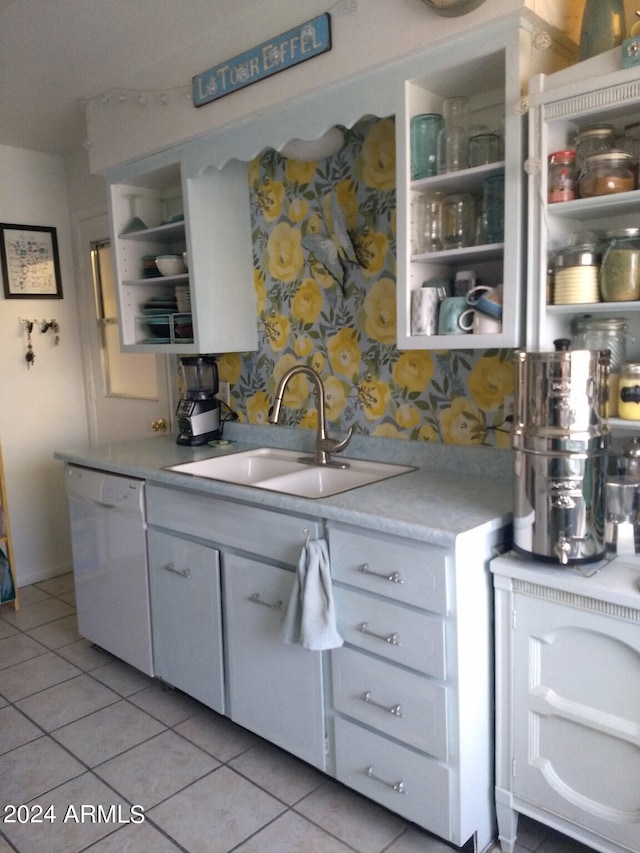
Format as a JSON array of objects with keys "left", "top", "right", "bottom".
[{"left": 217, "top": 116, "right": 514, "bottom": 447}]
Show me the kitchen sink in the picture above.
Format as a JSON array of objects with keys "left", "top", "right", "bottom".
[
  {"left": 167, "top": 447, "right": 305, "bottom": 485},
  {"left": 166, "top": 447, "right": 414, "bottom": 498}
]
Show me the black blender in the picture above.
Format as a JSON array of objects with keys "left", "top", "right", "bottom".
[{"left": 176, "top": 355, "right": 221, "bottom": 445}]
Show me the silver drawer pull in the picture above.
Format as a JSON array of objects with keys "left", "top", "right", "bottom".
[
  {"left": 358, "top": 621, "right": 401, "bottom": 646},
  {"left": 363, "top": 765, "right": 406, "bottom": 794},
  {"left": 249, "top": 593, "right": 283, "bottom": 611},
  {"left": 358, "top": 564, "right": 404, "bottom": 584},
  {"left": 360, "top": 691, "right": 404, "bottom": 718},
  {"left": 163, "top": 562, "right": 191, "bottom": 579}
]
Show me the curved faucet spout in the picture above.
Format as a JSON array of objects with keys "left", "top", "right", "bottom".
[{"left": 268, "top": 365, "right": 352, "bottom": 467}]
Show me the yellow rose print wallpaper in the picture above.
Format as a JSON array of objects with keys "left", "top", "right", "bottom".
[{"left": 220, "top": 116, "right": 514, "bottom": 447}]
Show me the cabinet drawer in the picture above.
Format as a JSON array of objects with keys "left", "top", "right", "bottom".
[
  {"left": 147, "top": 484, "right": 320, "bottom": 564},
  {"left": 328, "top": 524, "right": 448, "bottom": 614},
  {"left": 332, "top": 647, "right": 448, "bottom": 759},
  {"left": 334, "top": 587, "right": 445, "bottom": 679},
  {"left": 334, "top": 717, "right": 451, "bottom": 839}
]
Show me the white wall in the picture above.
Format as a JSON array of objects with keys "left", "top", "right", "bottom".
[
  {"left": 0, "top": 145, "right": 89, "bottom": 585},
  {"left": 86, "top": 0, "right": 581, "bottom": 174}
]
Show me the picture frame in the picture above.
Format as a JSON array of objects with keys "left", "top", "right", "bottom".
[{"left": 0, "top": 223, "right": 63, "bottom": 298}]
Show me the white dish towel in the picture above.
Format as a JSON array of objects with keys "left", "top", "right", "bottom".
[{"left": 281, "top": 537, "right": 343, "bottom": 651}]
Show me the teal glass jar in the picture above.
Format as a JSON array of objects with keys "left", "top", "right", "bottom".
[{"left": 579, "top": 0, "right": 626, "bottom": 61}]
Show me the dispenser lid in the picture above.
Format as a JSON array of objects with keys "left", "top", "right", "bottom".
[{"left": 622, "top": 436, "right": 640, "bottom": 459}]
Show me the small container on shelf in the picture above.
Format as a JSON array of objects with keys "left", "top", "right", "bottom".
[
  {"left": 547, "top": 150, "right": 576, "bottom": 203},
  {"left": 599, "top": 228, "right": 640, "bottom": 302},
  {"left": 440, "top": 193, "right": 475, "bottom": 249},
  {"left": 552, "top": 242, "right": 600, "bottom": 304},
  {"left": 575, "top": 124, "right": 616, "bottom": 177},
  {"left": 571, "top": 316, "right": 629, "bottom": 416},
  {"left": 618, "top": 363, "right": 640, "bottom": 420},
  {"left": 578, "top": 151, "right": 635, "bottom": 198}
]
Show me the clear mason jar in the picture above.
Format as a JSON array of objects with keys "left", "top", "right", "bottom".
[
  {"left": 600, "top": 228, "right": 640, "bottom": 302},
  {"left": 440, "top": 193, "right": 475, "bottom": 249},
  {"left": 572, "top": 316, "right": 629, "bottom": 416},
  {"left": 578, "top": 151, "right": 635, "bottom": 198},
  {"left": 575, "top": 124, "right": 616, "bottom": 178}
]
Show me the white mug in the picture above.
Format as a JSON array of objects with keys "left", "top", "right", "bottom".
[{"left": 459, "top": 307, "right": 502, "bottom": 334}]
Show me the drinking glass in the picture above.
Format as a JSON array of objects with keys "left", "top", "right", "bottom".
[
  {"left": 411, "top": 113, "right": 444, "bottom": 179},
  {"left": 440, "top": 193, "right": 475, "bottom": 249}
]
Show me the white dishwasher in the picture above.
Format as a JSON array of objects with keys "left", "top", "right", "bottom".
[{"left": 65, "top": 464, "right": 154, "bottom": 676}]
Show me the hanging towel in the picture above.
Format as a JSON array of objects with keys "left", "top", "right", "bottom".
[{"left": 281, "top": 537, "right": 343, "bottom": 651}]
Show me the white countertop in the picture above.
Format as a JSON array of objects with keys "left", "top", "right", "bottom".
[{"left": 55, "top": 426, "right": 514, "bottom": 547}]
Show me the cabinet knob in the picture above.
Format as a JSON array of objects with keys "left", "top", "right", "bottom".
[{"left": 151, "top": 418, "right": 168, "bottom": 432}]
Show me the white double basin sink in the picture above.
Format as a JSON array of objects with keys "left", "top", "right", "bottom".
[{"left": 166, "top": 447, "right": 414, "bottom": 499}]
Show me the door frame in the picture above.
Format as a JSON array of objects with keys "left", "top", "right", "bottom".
[{"left": 72, "top": 205, "right": 175, "bottom": 445}]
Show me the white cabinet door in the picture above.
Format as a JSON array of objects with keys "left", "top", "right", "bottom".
[
  {"left": 511, "top": 592, "right": 640, "bottom": 852},
  {"left": 148, "top": 529, "right": 224, "bottom": 713},
  {"left": 223, "top": 552, "right": 325, "bottom": 770},
  {"left": 108, "top": 155, "right": 257, "bottom": 355}
]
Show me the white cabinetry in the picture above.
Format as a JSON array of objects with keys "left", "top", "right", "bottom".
[
  {"left": 108, "top": 153, "right": 257, "bottom": 354},
  {"left": 147, "top": 528, "right": 224, "bottom": 712},
  {"left": 527, "top": 57, "right": 640, "bottom": 387},
  {"left": 223, "top": 553, "right": 325, "bottom": 769},
  {"left": 145, "top": 483, "right": 325, "bottom": 767},
  {"left": 491, "top": 554, "right": 640, "bottom": 853},
  {"left": 396, "top": 26, "right": 534, "bottom": 350},
  {"left": 328, "top": 521, "right": 502, "bottom": 851}
]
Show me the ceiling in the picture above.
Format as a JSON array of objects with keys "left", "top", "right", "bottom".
[{"left": 0, "top": 0, "right": 332, "bottom": 157}]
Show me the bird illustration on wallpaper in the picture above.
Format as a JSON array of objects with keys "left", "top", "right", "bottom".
[{"left": 302, "top": 190, "right": 358, "bottom": 292}]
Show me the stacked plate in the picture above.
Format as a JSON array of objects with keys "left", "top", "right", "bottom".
[
  {"left": 176, "top": 285, "right": 191, "bottom": 313},
  {"left": 553, "top": 267, "right": 600, "bottom": 305}
]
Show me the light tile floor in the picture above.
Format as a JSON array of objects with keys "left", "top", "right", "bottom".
[{"left": 0, "top": 574, "right": 596, "bottom": 853}]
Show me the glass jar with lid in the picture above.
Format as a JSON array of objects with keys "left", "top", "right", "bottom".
[
  {"left": 572, "top": 316, "right": 629, "bottom": 416},
  {"left": 618, "top": 364, "right": 640, "bottom": 420},
  {"left": 578, "top": 151, "right": 635, "bottom": 198},
  {"left": 575, "top": 124, "right": 616, "bottom": 177},
  {"left": 600, "top": 228, "right": 640, "bottom": 302},
  {"left": 548, "top": 150, "right": 576, "bottom": 203}
]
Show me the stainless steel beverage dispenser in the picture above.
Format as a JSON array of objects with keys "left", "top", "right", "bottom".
[{"left": 512, "top": 341, "right": 610, "bottom": 564}]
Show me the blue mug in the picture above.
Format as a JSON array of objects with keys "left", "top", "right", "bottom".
[
  {"left": 438, "top": 296, "right": 472, "bottom": 335},
  {"left": 466, "top": 285, "right": 503, "bottom": 321}
]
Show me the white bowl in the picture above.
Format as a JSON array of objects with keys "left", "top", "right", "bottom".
[{"left": 155, "top": 255, "right": 187, "bottom": 276}]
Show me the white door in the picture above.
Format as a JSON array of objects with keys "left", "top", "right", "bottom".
[{"left": 73, "top": 209, "right": 173, "bottom": 444}]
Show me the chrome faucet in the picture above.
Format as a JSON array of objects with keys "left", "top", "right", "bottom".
[{"left": 268, "top": 365, "right": 353, "bottom": 467}]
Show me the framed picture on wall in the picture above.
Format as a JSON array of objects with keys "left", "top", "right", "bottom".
[{"left": 0, "top": 223, "right": 63, "bottom": 298}]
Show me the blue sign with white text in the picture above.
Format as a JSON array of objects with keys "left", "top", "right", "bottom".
[{"left": 193, "top": 14, "right": 332, "bottom": 108}]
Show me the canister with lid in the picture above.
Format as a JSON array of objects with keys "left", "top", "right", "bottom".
[
  {"left": 600, "top": 228, "right": 640, "bottom": 302},
  {"left": 552, "top": 243, "right": 600, "bottom": 304},
  {"left": 578, "top": 151, "right": 635, "bottom": 198},
  {"left": 575, "top": 124, "right": 616, "bottom": 176},
  {"left": 617, "top": 436, "right": 640, "bottom": 478},
  {"left": 548, "top": 150, "right": 576, "bottom": 203},
  {"left": 618, "top": 363, "right": 640, "bottom": 420},
  {"left": 572, "top": 316, "right": 628, "bottom": 416}
]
